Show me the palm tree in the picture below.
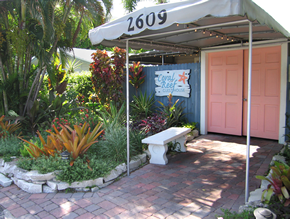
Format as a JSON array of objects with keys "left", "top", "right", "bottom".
[{"left": 0, "top": 0, "right": 112, "bottom": 116}]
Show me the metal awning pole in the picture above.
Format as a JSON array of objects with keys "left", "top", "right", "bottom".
[
  {"left": 245, "top": 21, "right": 252, "bottom": 203},
  {"left": 126, "top": 40, "right": 130, "bottom": 176},
  {"left": 162, "top": 55, "right": 164, "bottom": 65}
]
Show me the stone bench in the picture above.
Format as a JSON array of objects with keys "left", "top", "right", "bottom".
[{"left": 142, "top": 127, "right": 191, "bottom": 165}]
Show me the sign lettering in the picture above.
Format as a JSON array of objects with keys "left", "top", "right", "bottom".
[
  {"left": 127, "top": 9, "right": 167, "bottom": 32},
  {"left": 155, "top": 69, "right": 191, "bottom": 97}
]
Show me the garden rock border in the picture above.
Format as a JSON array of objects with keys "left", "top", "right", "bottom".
[{"left": 0, "top": 153, "right": 147, "bottom": 193}]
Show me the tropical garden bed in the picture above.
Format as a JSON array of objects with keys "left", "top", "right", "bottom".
[{"left": 0, "top": 48, "right": 198, "bottom": 194}]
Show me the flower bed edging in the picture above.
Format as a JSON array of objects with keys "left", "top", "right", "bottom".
[{"left": 0, "top": 153, "right": 147, "bottom": 193}]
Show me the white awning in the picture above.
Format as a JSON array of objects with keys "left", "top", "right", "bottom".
[{"left": 89, "top": 0, "right": 290, "bottom": 52}]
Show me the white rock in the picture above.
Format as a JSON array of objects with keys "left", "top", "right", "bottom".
[
  {"left": 261, "top": 179, "right": 270, "bottom": 189},
  {"left": 137, "top": 153, "right": 147, "bottom": 163},
  {"left": 144, "top": 150, "right": 151, "bottom": 159},
  {"left": 12, "top": 177, "right": 42, "bottom": 193},
  {"left": 104, "top": 163, "right": 126, "bottom": 182},
  {"left": 248, "top": 188, "right": 265, "bottom": 203},
  {"left": 91, "top": 186, "right": 99, "bottom": 192},
  {"left": 26, "top": 170, "right": 57, "bottom": 181},
  {"left": 129, "top": 158, "right": 141, "bottom": 171},
  {"left": 69, "top": 178, "right": 103, "bottom": 188},
  {"left": 0, "top": 173, "right": 12, "bottom": 187},
  {"left": 13, "top": 167, "right": 29, "bottom": 180},
  {"left": 47, "top": 181, "right": 58, "bottom": 190},
  {"left": 0, "top": 159, "right": 4, "bottom": 167},
  {"left": 270, "top": 155, "right": 286, "bottom": 166},
  {"left": 43, "top": 185, "right": 57, "bottom": 193},
  {"left": 33, "top": 181, "right": 46, "bottom": 185},
  {"left": 56, "top": 182, "right": 70, "bottom": 190},
  {"left": 82, "top": 188, "right": 90, "bottom": 192},
  {"left": 2, "top": 161, "right": 17, "bottom": 174},
  {"left": 186, "top": 130, "right": 199, "bottom": 141},
  {"left": 192, "top": 129, "right": 199, "bottom": 138}
]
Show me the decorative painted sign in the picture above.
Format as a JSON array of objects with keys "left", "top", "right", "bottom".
[{"left": 155, "top": 69, "right": 191, "bottom": 97}]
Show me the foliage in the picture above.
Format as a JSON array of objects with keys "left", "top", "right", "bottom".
[
  {"left": 47, "top": 55, "right": 67, "bottom": 95},
  {"left": 66, "top": 71, "right": 94, "bottom": 103},
  {"left": 98, "top": 102, "right": 125, "bottom": 129},
  {"left": 182, "top": 122, "right": 197, "bottom": 131},
  {"left": 282, "top": 144, "right": 290, "bottom": 164},
  {"left": 267, "top": 195, "right": 290, "bottom": 219},
  {"left": 19, "top": 130, "right": 63, "bottom": 159},
  {"left": 216, "top": 208, "right": 254, "bottom": 219},
  {"left": 158, "top": 94, "right": 187, "bottom": 127},
  {"left": 66, "top": 59, "right": 82, "bottom": 75},
  {"left": 0, "top": 135, "right": 23, "bottom": 157},
  {"left": 0, "top": 115, "right": 21, "bottom": 138},
  {"left": 17, "top": 157, "right": 35, "bottom": 171},
  {"left": 51, "top": 109, "right": 100, "bottom": 132},
  {"left": 0, "top": 0, "right": 111, "bottom": 117},
  {"left": 90, "top": 48, "right": 126, "bottom": 107},
  {"left": 285, "top": 113, "right": 290, "bottom": 142},
  {"left": 130, "top": 129, "right": 147, "bottom": 153},
  {"left": 17, "top": 154, "right": 66, "bottom": 174},
  {"left": 130, "top": 92, "right": 155, "bottom": 118},
  {"left": 21, "top": 99, "right": 51, "bottom": 135},
  {"left": 56, "top": 155, "right": 118, "bottom": 184},
  {"left": 48, "top": 122, "right": 103, "bottom": 165},
  {"left": 129, "top": 62, "right": 145, "bottom": 94},
  {"left": 139, "top": 113, "right": 167, "bottom": 135},
  {"left": 96, "top": 125, "right": 137, "bottom": 163},
  {"left": 256, "top": 161, "right": 290, "bottom": 206}
]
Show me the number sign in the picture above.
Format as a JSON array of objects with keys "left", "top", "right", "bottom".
[
  {"left": 127, "top": 9, "right": 167, "bottom": 32},
  {"left": 155, "top": 69, "right": 191, "bottom": 97}
]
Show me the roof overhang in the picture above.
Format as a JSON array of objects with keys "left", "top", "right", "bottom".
[{"left": 89, "top": 0, "right": 290, "bottom": 53}]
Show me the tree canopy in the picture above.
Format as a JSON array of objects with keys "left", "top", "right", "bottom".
[{"left": 0, "top": 0, "right": 112, "bottom": 116}]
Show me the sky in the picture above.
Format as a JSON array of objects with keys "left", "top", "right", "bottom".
[{"left": 110, "top": 0, "right": 290, "bottom": 33}]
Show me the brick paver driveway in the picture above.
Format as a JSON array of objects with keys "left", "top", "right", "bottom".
[{"left": 0, "top": 134, "right": 283, "bottom": 219}]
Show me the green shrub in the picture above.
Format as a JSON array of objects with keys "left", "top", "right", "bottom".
[
  {"left": 56, "top": 155, "right": 118, "bottom": 184},
  {"left": 66, "top": 71, "right": 94, "bottom": 102},
  {"left": 17, "top": 157, "right": 34, "bottom": 170},
  {"left": 98, "top": 102, "right": 125, "bottom": 129},
  {"left": 216, "top": 208, "right": 254, "bottom": 219},
  {"left": 0, "top": 135, "right": 23, "bottom": 157},
  {"left": 17, "top": 155, "right": 66, "bottom": 174},
  {"left": 182, "top": 122, "right": 197, "bottom": 131},
  {"left": 97, "top": 125, "right": 138, "bottom": 163},
  {"left": 130, "top": 92, "right": 155, "bottom": 118},
  {"left": 130, "top": 130, "right": 147, "bottom": 153},
  {"left": 158, "top": 94, "right": 187, "bottom": 128}
]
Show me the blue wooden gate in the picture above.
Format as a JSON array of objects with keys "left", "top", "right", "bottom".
[{"left": 131, "top": 63, "right": 201, "bottom": 127}]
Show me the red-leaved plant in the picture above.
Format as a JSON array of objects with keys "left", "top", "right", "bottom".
[
  {"left": 90, "top": 47, "right": 126, "bottom": 107},
  {"left": 256, "top": 161, "right": 290, "bottom": 206},
  {"left": 129, "top": 61, "right": 145, "bottom": 95}
]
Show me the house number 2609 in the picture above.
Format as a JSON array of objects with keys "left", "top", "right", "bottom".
[{"left": 127, "top": 9, "right": 167, "bottom": 32}]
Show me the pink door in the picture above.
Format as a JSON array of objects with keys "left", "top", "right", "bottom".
[
  {"left": 208, "top": 50, "right": 243, "bottom": 135},
  {"left": 243, "top": 46, "right": 281, "bottom": 139}
]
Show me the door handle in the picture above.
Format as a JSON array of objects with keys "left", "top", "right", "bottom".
[{"left": 243, "top": 98, "right": 247, "bottom": 101}]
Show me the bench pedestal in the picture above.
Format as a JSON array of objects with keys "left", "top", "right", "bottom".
[
  {"left": 149, "top": 144, "right": 168, "bottom": 165},
  {"left": 174, "top": 136, "right": 187, "bottom": 152}
]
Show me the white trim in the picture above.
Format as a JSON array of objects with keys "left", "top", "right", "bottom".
[
  {"left": 200, "top": 51, "right": 207, "bottom": 135},
  {"left": 279, "top": 42, "right": 288, "bottom": 144},
  {"left": 200, "top": 41, "right": 287, "bottom": 142}
]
